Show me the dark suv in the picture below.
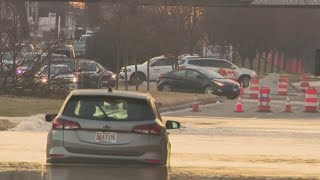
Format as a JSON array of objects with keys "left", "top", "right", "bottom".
[{"left": 75, "top": 60, "right": 116, "bottom": 88}]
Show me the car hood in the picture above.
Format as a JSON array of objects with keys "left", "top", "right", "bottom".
[
  {"left": 49, "top": 73, "right": 75, "bottom": 80},
  {"left": 122, "top": 64, "right": 143, "bottom": 70},
  {"left": 239, "top": 68, "right": 256, "bottom": 74},
  {"left": 213, "top": 78, "right": 240, "bottom": 86}
]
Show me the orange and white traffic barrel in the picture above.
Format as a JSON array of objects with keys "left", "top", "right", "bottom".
[
  {"left": 249, "top": 78, "right": 259, "bottom": 99},
  {"left": 300, "top": 75, "right": 310, "bottom": 93},
  {"left": 305, "top": 87, "right": 318, "bottom": 112},
  {"left": 258, "top": 87, "right": 271, "bottom": 112},
  {"left": 277, "top": 77, "right": 288, "bottom": 95}
]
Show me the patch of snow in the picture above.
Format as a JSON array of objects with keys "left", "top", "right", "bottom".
[
  {"left": 245, "top": 73, "right": 300, "bottom": 95},
  {"left": 7, "top": 114, "right": 51, "bottom": 132}
]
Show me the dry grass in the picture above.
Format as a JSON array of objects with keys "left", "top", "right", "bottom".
[
  {"left": 0, "top": 96, "right": 64, "bottom": 117},
  {"left": 0, "top": 91, "right": 217, "bottom": 117}
]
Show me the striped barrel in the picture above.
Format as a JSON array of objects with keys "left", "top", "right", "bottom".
[
  {"left": 305, "top": 87, "right": 318, "bottom": 112},
  {"left": 300, "top": 75, "right": 310, "bottom": 93},
  {"left": 258, "top": 87, "right": 271, "bottom": 112},
  {"left": 300, "top": 81, "right": 310, "bottom": 93},
  {"left": 277, "top": 77, "right": 288, "bottom": 95},
  {"left": 249, "top": 78, "right": 259, "bottom": 99}
]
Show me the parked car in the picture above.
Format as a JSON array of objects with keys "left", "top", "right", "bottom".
[
  {"left": 157, "top": 67, "right": 240, "bottom": 99},
  {"left": 52, "top": 45, "right": 76, "bottom": 59},
  {"left": 36, "top": 64, "right": 78, "bottom": 90},
  {"left": 73, "top": 42, "right": 86, "bottom": 58},
  {"left": 0, "top": 52, "right": 13, "bottom": 71},
  {"left": 45, "top": 89, "right": 182, "bottom": 165},
  {"left": 75, "top": 59, "right": 116, "bottom": 88},
  {"left": 79, "top": 34, "right": 93, "bottom": 43},
  {"left": 119, "top": 55, "right": 173, "bottom": 85},
  {"left": 17, "top": 53, "right": 70, "bottom": 76},
  {"left": 178, "top": 58, "right": 257, "bottom": 87}
]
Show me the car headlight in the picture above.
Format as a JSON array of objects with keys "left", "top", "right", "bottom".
[
  {"left": 111, "top": 74, "right": 116, "bottom": 79},
  {"left": 41, "top": 77, "right": 48, "bottom": 83},
  {"left": 214, "top": 81, "right": 224, "bottom": 86},
  {"left": 72, "top": 77, "right": 78, "bottom": 83}
]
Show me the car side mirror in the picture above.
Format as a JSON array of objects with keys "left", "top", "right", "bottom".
[
  {"left": 165, "top": 120, "right": 182, "bottom": 129},
  {"left": 45, "top": 114, "right": 57, "bottom": 122}
]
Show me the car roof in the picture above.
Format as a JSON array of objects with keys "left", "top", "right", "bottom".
[
  {"left": 150, "top": 55, "right": 168, "bottom": 60},
  {"left": 44, "top": 64, "right": 69, "bottom": 68},
  {"left": 70, "top": 89, "right": 152, "bottom": 100},
  {"left": 81, "top": 34, "right": 93, "bottom": 37},
  {"left": 185, "top": 57, "right": 228, "bottom": 62},
  {"left": 77, "top": 59, "right": 95, "bottom": 63},
  {"left": 175, "top": 67, "right": 223, "bottom": 75}
]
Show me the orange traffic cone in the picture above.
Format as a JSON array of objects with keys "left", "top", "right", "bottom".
[
  {"left": 283, "top": 96, "right": 292, "bottom": 112},
  {"left": 234, "top": 96, "right": 243, "bottom": 112},
  {"left": 191, "top": 94, "right": 200, "bottom": 112}
]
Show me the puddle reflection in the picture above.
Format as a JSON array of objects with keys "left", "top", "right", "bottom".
[{"left": 0, "top": 165, "right": 169, "bottom": 180}]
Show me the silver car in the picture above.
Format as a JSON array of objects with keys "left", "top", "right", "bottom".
[{"left": 45, "top": 89, "right": 181, "bottom": 165}]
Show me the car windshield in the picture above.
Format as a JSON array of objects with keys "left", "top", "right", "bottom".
[
  {"left": 200, "top": 69, "right": 225, "bottom": 79},
  {"left": 63, "top": 96, "right": 155, "bottom": 121},
  {"left": 74, "top": 43, "right": 86, "bottom": 50},
  {"left": 1, "top": 53, "right": 12, "bottom": 60},
  {"left": 43, "top": 66, "right": 73, "bottom": 75},
  {"left": 53, "top": 50, "right": 71, "bottom": 58},
  {"left": 78, "top": 61, "right": 96, "bottom": 71}
]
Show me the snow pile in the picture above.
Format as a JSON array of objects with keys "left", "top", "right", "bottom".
[
  {"left": 259, "top": 73, "right": 280, "bottom": 94},
  {"left": 244, "top": 73, "right": 300, "bottom": 95},
  {"left": 8, "top": 114, "right": 51, "bottom": 132}
]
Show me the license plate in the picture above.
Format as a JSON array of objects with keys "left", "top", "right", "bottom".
[{"left": 95, "top": 132, "right": 117, "bottom": 143}]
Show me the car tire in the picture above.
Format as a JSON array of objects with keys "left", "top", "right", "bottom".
[
  {"left": 129, "top": 72, "right": 146, "bottom": 85},
  {"left": 203, "top": 86, "right": 215, "bottom": 94},
  {"left": 239, "top": 76, "right": 251, "bottom": 88},
  {"left": 160, "top": 143, "right": 171, "bottom": 166},
  {"left": 161, "top": 84, "right": 172, "bottom": 92},
  {"left": 227, "top": 95, "right": 238, "bottom": 99}
]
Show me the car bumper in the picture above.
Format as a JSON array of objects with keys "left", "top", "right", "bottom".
[
  {"left": 119, "top": 72, "right": 133, "bottom": 81},
  {"left": 46, "top": 146, "right": 163, "bottom": 165},
  {"left": 102, "top": 79, "right": 116, "bottom": 87},
  {"left": 214, "top": 86, "right": 240, "bottom": 97}
]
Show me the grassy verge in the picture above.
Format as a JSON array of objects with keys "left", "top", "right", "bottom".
[{"left": 0, "top": 91, "right": 217, "bottom": 117}]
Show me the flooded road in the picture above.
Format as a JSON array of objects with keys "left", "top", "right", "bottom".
[
  {"left": 0, "top": 165, "right": 315, "bottom": 180},
  {"left": 0, "top": 99, "right": 320, "bottom": 179}
]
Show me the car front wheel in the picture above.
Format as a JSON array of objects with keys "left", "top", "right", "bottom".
[
  {"left": 161, "top": 84, "right": 172, "bottom": 92},
  {"left": 239, "top": 76, "right": 251, "bottom": 88},
  {"left": 129, "top": 72, "right": 146, "bottom": 85},
  {"left": 204, "top": 86, "right": 215, "bottom": 94}
]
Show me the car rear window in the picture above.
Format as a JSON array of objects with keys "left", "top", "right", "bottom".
[{"left": 62, "top": 96, "right": 155, "bottom": 121}]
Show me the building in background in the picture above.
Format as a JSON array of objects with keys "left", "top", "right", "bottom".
[{"left": 25, "top": 1, "right": 80, "bottom": 39}]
